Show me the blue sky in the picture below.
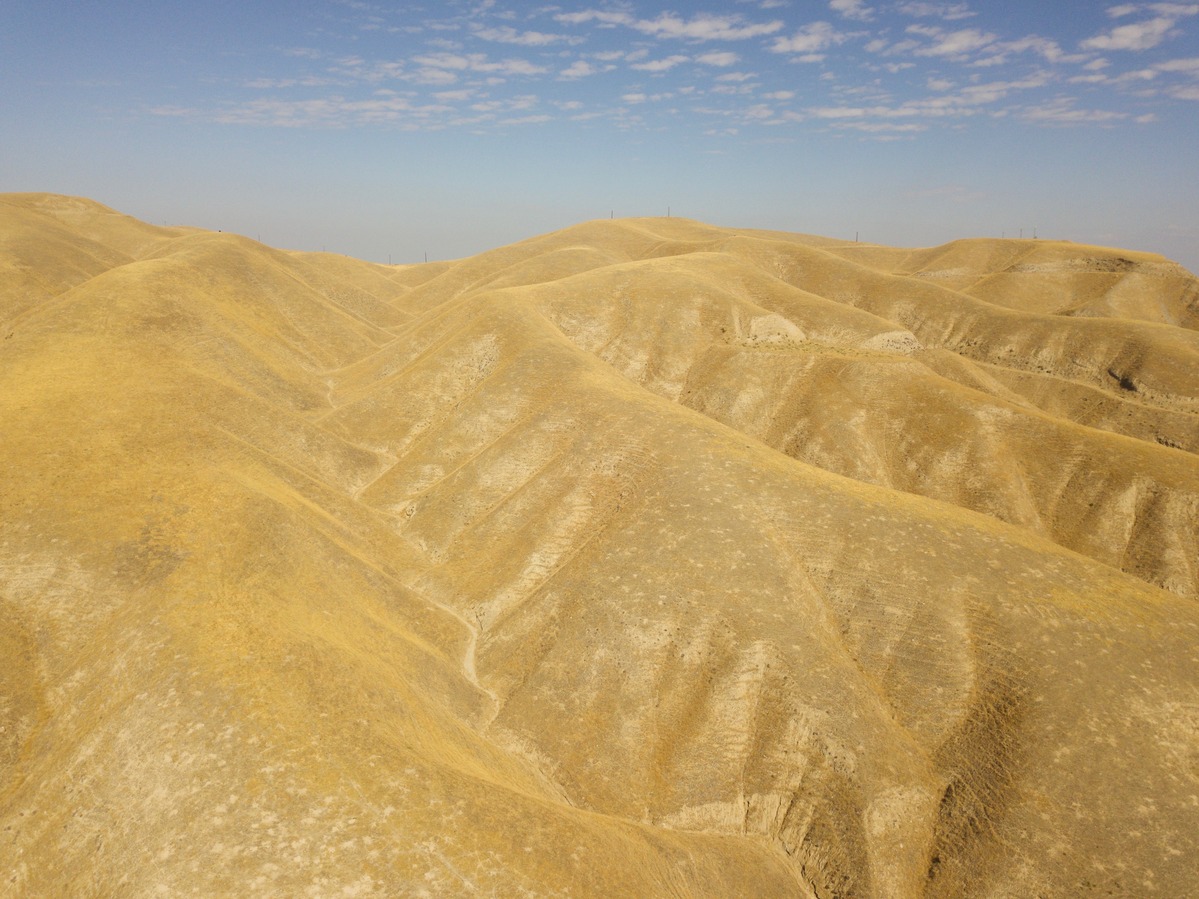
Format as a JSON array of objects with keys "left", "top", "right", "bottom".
[{"left": 4, "top": 1, "right": 1199, "bottom": 269}]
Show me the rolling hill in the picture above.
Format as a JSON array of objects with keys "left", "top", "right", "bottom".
[{"left": 2, "top": 193, "right": 1197, "bottom": 897}]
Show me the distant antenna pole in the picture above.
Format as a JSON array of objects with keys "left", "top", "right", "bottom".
[
  {"left": 388, "top": 253, "right": 392, "bottom": 265},
  {"left": 667, "top": 206, "right": 671, "bottom": 217},
  {"left": 424, "top": 251, "right": 428, "bottom": 263},
  {"left": 1033, "top": 227, "right": 1038, "bottom": 239},
  {"left": 855, "top": 231, "right": 859, "bottom": 243},
  {"left": 610, "top": 210, "right": 613, "bottom": 219},
  {"left": 1019, "top": 229, "right": 1023, "bottom": 240}
]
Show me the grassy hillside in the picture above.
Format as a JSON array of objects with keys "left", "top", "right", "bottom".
[{"left": 2, "top": 193, "right": 1197, "bottom": 897}]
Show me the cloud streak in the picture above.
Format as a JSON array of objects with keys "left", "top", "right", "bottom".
[
  {"left": 471, "top": 25, "right": 582, "bottom": 47},
  {"left": 556, "top": 10, "right": 785, "bottom": 41},
  {"left": 772, "top": 22, "right": 848, "bottom": 54},
  {"left": 830, "top": 0, "right": 875, "bottom": 21},
  {"left": 1081, "top": 16, "right": 1179, "bottom": 49}
]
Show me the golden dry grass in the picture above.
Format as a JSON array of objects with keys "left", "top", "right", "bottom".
[{"left": 2, "top": 193, "right": 1197, "bottom": 897}]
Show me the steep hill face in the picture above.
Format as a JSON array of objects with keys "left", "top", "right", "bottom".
[{"left": 2, "top": 193, "right": 1197, "bottom": 898}]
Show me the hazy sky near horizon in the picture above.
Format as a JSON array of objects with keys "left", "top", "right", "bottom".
[{"left": 4, "top": 0, "right": 1199, "bottom": 269}]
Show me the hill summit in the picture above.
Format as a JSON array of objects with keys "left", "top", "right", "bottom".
[{"left": 2, "top": 193, "right": 1197, "bottom": 897}]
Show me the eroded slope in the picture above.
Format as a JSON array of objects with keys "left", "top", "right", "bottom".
[{"left": 2, "top": 195, "right": 1197, "bottom": 898}]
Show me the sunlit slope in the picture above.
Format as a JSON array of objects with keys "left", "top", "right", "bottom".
[
  {"left": 0, "top": 194, "right": 185, "bottom": 321},
  {"left": 2, "top": 195, "right": 1198, "bottom": 898},
  {"left": 0, "top": 202, "right": 798, "bottom": 897},
  {"left": 389, "top": 219, "right": 1199, "bottom": 599},
  {"left": 898, "top": 238, "right": 1198, "bottom": 327}
]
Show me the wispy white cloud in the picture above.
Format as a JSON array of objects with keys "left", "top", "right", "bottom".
[
  {"left": 470, "top": 25, "right": 581, "bottom": 46},
  {"left": 697, "top": 51, "right": 740, "bottom": 66},
  {"left": 411, "top": 52, "right": 548, "bottom": 76},
  {"left": 1150, "top": 3, "right": 1199, "bottom": 14},
  {"left": 330, "top": 57, "right": 405, "bottom": 83},
  {"left": 829, "top": 0, "right": 874, "bottom": 21},
  {"left": 1075, "top": 52, "right": 1199, "bottom": 89},
  {"left": 971, "top": 35, "right": 1090, "bottom": 67},
  {"left": 622, "top": 91, "right": 675, "bottom": 103},
  {"left": 907, "top": 25, "right": 998, "bottom": 58},
  {"left": 896, "top": 2, "right": 976, "bottom": 20},
  {"left": 1114, "top": 67, "right": 1160, "bottom": 81},
  {"left": 874, "top": 39, "right": 922, "bottom": 55},
  {"left": 408, "top": 67, "right": 460, "bottom": 86},
  {"left": 771, "top": 22, "right": 847, "bottom": 54},
  {"left": 742, "top": 103, "right": 778, "bottom": 119},
  {"left": 559, "top": 60, "right": 602, "bottom": 79},
  {"left": 556, "top": 10, "right": 784, "bottom": 41},
  {"left": 1020, "top": 98, "right": 1128, "bottom": 123},
  {"left": 836, "top": 121, "right": 927, "bottom": 136},
  {"left": 631, "top": 55, "right": 689, "bottom": 72},
  {"left": 554, "top": 10, "right": 629, "bottom": 27},
  {"left": 807, "top": 72, "right": 1050, "bottom": 125},
  {"left": 709, "top": 81, "right": 754, "bottom": 95},
  {"left": 809, "top": 105, "right": 893, "bottom": 119},
  {"left": 152, "top": 93, "right": 490, "bottom": 129},
  {"left": 1081, "top": 15, "right": 1180, "bottom": 50},
  {"left": 499, "top": 114, "right": 551, "bottom": 125},
  {"left": 639, "top": 12, "right": 785, "bottom": 40},
  {"left": 470, "top": 94, "right": 538, "bottom": 113},
  {"left": 245, "top": 76, "right": 337, "bottom": 89},
  {"left": 1001, "top": 36, "right": 1068, "bottom": 62},
  {"left": 1157, "top": 56, "right": 1199, "bottom": 72}
]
